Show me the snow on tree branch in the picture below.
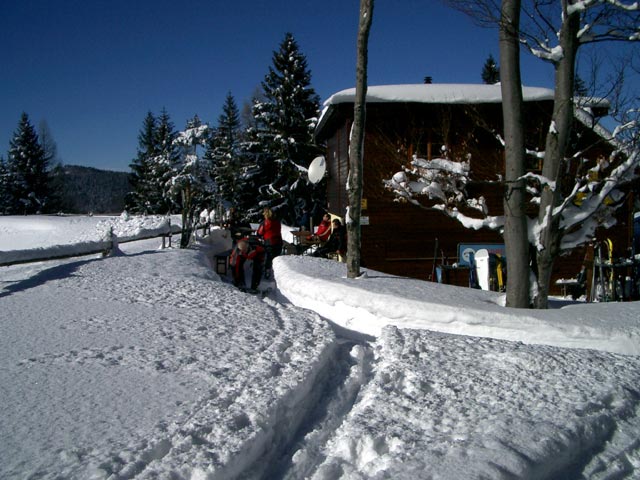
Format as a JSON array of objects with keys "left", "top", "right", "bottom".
[
  {"left": 520, "top": 0, "right": 639, "bottom": 64},
  {"left": 554, "top": 138, "right": 639, "bottom": 250},
  {"left": 520, "top": 172, "right": 557, "bottom": 191},
  {"left": 173, "top": 124, "right": 209, "bottom": 147},
  {"left": 384, "top": 154, "right": 503, "bottom": 230}
]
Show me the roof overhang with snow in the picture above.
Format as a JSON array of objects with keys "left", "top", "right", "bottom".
[
  {"left": 315, "top": 83, "right": 555, "bottom": 140},
  {"left": 323, "top": 83, "right": 554, "bottom": 106},
  {"left": 315, "top": 83, "right": 611, "bottom": 142}
]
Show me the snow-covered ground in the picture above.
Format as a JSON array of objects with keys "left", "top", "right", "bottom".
[{"left": 1, "top": 215, "right": 639, "bottom": 479}]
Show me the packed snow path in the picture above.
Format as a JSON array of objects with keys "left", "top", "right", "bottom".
[
  {"left": 1, "top": 231, "right": 640, "bottom": 479},
  {"left": 0, "top": 248, "right": 351, "bottom": 479}
]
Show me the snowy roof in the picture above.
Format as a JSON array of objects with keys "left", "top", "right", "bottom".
[
  {"left": 317, "top": 83, "right": 611, "bottom": 141},
  {"left": 316, "top": 83, "right": 555, "bottom": 138},
  {"left": 323, "top": 83, "right": 555, "bottom": 107}
]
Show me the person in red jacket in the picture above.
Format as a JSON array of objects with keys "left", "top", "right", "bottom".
[
  {"left": 229, "top": 239, "right": 265, "bottom": 291},
  {"left": 313, "top": 219, "right": 348, "bottom": 260},
  {"left": 256, "top": 207, "right": 282, "bottom": 278},
  {"left": 307, "top": 213, "right": 332, "bottom": 243}
]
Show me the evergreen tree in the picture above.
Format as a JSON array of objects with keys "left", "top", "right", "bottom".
[
  {"left": 205, "top": 92, "right": 243, "bottom": 215},
  {"left": 126, "top": 112, "right": 158, "bottom": 214},
  {"left": 248, "top": 32, "right": 322, "bottom": 223},
  {"left": 38, "top": 120, "right": 59, "bottom": 167},
  {"left": 0, "top": 156, "right": 11, "bottom": 214},
  {"left": 38, "top": 120, "right": 63, "bottom": 212},
  {"left": 153, "top": 108, "right": 179, "bottom": 214},
  {"left": 126, "top": 109, "right": 177, "bottom": 215},
  {"left": 6, "top": 112, "right": 52, "bottom": 214},
  {"left": 48, "top": 163, "right": 67, "bottom": 213},
  {"left": 481, "top": 54, "right": 500, "bottom": 84}
]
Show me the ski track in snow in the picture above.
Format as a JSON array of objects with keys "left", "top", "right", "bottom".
[
  {"left": 1, "top": 247, "right": 342, "bottom": 479},
  {"left": 311, "top": 328, "right": 640, "bottom": 479},
  {"left": 2, "top": 227, "right": 640, "bottom": 479}
]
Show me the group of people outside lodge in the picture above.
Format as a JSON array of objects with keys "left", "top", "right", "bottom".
[
  {"left": 300, "top": 211, "right": 347, "bottom": 259},
  {"left": 312, "top": 217, "right": 347, "bottom": 260},
  {"left": 226, "top": 206, "right": 346, "bottom": 292}
]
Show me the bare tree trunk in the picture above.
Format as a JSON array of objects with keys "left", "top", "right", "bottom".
[
  {"left": 499, "top": 0, "right": 530, "bottom": 308},
  {"left": 534, "top": 2, "right": 580, "bottom": 308},
  {"left": 347, "top": 0, "right": 374, "bottom": 279}
]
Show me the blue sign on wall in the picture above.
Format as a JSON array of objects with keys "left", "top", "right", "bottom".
[{"left": 458, "top": 243, "right": 506, "bottom": 266}]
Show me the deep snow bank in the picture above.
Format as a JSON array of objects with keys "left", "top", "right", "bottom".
[
  {"left": 273, "top": 255, "right": 640, "bottom": 355},
  {"left": 310, "top": 327, "right": 640, "bottom": 479}
]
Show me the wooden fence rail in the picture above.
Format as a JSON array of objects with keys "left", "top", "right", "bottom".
[{"left": 0, "top": 223, "right": 206, "bottom": 268}]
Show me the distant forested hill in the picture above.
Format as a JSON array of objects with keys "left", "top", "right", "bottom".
[{"left": 56, "top": 165, "right": 131, "bottom": 214}]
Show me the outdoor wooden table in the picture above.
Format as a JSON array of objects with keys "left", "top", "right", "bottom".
[
  {"left": 233, "top": 226, "right": 255, "bottom": 239},
  {"left": 291, "top": 231, "right": 320, "bottom": 254},
  {"left": 291, "top": 230, "right": 312, "bottom": 244}
]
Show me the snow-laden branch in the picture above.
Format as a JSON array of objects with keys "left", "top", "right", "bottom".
[
  {"left": 434, "top": 204, "right": 505, "bottom": 231},
  {"left": 566, "top": 149, "right": 637, "bottom": 213},
  {"left": 521, "top": 0, "right": 639, "bottom": 63},
  {"left": 527, "top": 43, "right": 565, "bottom": 63},
  {"left": 173, "top": 125, "right": 209, "bottom": 146},
  {"left": 386, "top": 155, "right": 472, "bottom": 204},
  {"left": 520, "top": 172, "right": 557, "bottom": 190},
  {"left": 384, "top": 154, "right": 502, "bottom": 231}
]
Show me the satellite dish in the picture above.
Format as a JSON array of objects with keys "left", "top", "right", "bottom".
[{"left": 308, "top": 156, "right": 326, "bottom": 184}]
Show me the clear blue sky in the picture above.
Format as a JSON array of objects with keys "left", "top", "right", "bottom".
[{"left": 1, "top": 0, "right": 556, "bottom": 172}]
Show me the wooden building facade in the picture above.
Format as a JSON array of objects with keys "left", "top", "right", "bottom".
[{"left": 315, "top": 84, "right": 633, "bottom": 294}]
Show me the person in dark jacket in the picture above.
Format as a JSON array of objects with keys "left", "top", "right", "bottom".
[
  {"left": 313, "top": 218, "right": 347, "bottom": 260},
  {"left": 229, "top": 239, "right": 265, "bottom": 291},
  {"left": 298, "top": 207, "right": 311, "bottom": 231},
  {"left": 256, "top": 207, "right": 282, "bottom": 277},
  {"left": 223, "top": 207, "right": 251, "bottom": 244}
]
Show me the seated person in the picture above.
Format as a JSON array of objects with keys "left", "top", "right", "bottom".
[
  {"left": 229, "top": 238, "right": 265, "bottom": 291},
  {"left": 312, "top": 219, "right": 347, "bottom": 259},
  {"left": 306, "top": 213, "right": 332, "bottom": 243},
  {"left": 223, "top": 207, "right": 252, "bottom": 242}
]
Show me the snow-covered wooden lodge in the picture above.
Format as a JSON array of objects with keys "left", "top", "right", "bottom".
[{"left": 314, "top": 83, "right": 633, "bottom": 294}]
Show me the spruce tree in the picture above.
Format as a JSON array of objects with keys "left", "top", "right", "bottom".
[
  {"left": 127, "top": 112, "right": 158, "bottom": 214},
  {"left": 248, "top": 32, "right": 322, "bottom": 223},
  {"left": 0, "top": 156, "right": 10, "bottom": 214},
  {"left": 153, "top": 108, "right": 178, "bottom": 214},
  {"left": 38, "top": 121, "right": 63, "bottom": 212},
  {"left": 38, "top": 120, "right": 59, "bottom": 167},
  {"left": 481, "top": 54, "right": 500, "bottom": 84},
  {"left": 205, "top": 92, "right": 242, "bottom": 214},
  {"left": 6, "top": 112, "right": 51, "bottom": 214}
]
